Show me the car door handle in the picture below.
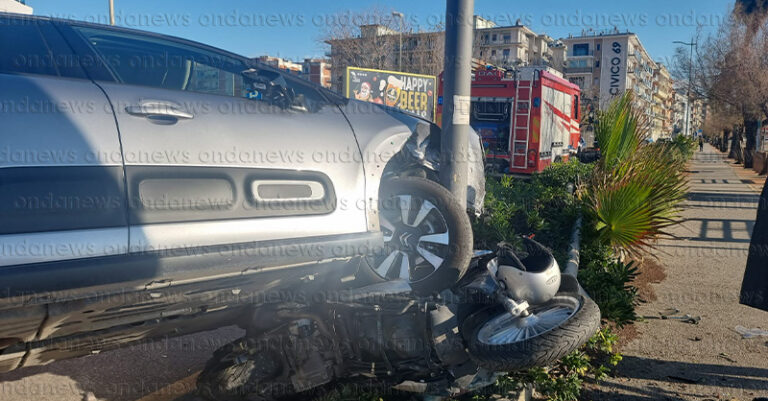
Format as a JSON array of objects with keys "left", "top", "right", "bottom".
[{"left": 125, "top": 101, "right": 194, "bottom": 121}]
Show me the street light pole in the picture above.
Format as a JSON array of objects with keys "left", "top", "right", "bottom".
[
  {"left": 673, "top": 39, "right": 696, "bottom": 137},
  {"left": 392, "top": 11, "right": 404, "bottom": 71},
  {"left": 109, "top": 0, "right": 115, "bottom": 25},
  {"left": 441, "top": 0, "right": 474, "bottom": 203}
]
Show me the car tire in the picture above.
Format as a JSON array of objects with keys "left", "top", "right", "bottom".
[{"left": 361, "top": 177, "right": 473, "bottom": 295}]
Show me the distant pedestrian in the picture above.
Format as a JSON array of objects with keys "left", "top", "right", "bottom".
[{"left": 699, "top": 137, "right": 704, "bottom": 152}]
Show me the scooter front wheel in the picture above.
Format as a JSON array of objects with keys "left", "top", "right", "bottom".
[{"left": 461, "top": 289, "right": 600, "bottom": 371}]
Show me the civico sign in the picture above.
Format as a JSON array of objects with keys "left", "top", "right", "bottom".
[
  {"left": 599, "top": 37, "right": 628, "bottom": 107},
  {"left": 608, "top": 41, "right": 622, "bottom": 95}
]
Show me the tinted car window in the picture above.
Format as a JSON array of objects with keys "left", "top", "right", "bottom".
[
  {"left": 71, "top": 25, "right": 330, "bottom": 112},
  {"left": 0, "top": 17, "right": 59, "bottom": 76},
  {"left": 72, "top": 26, "right": 247, "bottom": 97}
]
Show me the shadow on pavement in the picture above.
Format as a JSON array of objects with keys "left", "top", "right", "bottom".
[
  {"left": 0, "top": 327, "right": 242, "bottom": 401},
  {"left": 586, "top": 355, "right": 768, "bottom": 401}
]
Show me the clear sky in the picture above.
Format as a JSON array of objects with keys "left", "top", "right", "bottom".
[{"left": 28, "top": 0, "right": 733, "bottom": 65}]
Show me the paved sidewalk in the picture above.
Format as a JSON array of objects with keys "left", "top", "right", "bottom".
[{"left": 589, "top": 143, "right": 768, "bottom": 400}]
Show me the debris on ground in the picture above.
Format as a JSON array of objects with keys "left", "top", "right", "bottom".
[
  {"left": 734, "top": 326, "right": 768, "bottom": 339},
  {"left": 717, "top": 353, "right": 737, "bottom": 363},
  {"left": 641, "top": 308, "right": 701, "bottom": 324}
]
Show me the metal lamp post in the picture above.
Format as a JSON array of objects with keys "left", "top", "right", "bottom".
[
  {"left": 673, "top": 39, "right": 696, "bottom": 137},
  {"left": 392, "top": 11, "right": 404, "bottom": 71},
  {"left": 440, "top": 0, "right": 474, "bottom": 203}
]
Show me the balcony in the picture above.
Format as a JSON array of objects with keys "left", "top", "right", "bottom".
[
  {"left": 566, "top": 67, "right": 593, "bottom": 74},
  {"left": 478, "top": 36, "right": 525, "bottom": 46}
]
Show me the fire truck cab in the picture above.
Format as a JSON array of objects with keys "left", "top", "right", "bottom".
[{"left": 437, "top": 66, "right": 581, "bottom": 174}]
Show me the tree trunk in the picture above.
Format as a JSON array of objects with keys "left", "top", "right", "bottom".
[
  {"left": 722, "top": 129, "right": 730, "bottom": 152},
  {"left": 744, "top": 118, "right": 758, "bottom": 169}
]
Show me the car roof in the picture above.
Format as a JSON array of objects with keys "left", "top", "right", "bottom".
[{"left": 1, "top": 12, "right": 249, "bottom": 63}]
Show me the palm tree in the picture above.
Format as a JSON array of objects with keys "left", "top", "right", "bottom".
[{"left": 586, "top": 92, "right": 689, "bottom": 257}]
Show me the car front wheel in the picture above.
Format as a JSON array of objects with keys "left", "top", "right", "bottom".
[{"left": 363, "top": 177, "right": 473, "bottom": 295}]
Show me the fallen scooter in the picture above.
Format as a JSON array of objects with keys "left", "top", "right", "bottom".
[{"left": 196, "top": 238, "right": 601, "bottom": 400}]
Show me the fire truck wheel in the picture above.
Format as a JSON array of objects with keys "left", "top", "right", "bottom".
[{"left": 361, "top": 177, "right": 473, "bottom": 295}]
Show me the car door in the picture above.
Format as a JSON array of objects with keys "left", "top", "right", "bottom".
[
  {"left": 0, "top": 15, "right": 127, "bottom": 372},
  {"left": 61, "top": 23, "right": 369, "bottom": 278}
]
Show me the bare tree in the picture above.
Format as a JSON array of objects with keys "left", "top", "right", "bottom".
[
  {"left": 406, "top": 30, "right": 445, "bottom": 77},
  {"left": 320, "top": 7, "right": 445, "bottom": 92},
  {"left": 676, "top": 1, "right": 768, "bottom": 166},
  {"left": 321, "top": 7, "right": 399, "bottom": 92}
]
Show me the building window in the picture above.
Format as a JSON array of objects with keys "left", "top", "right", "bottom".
[
  {"left": 573, "top": 43, "right": 589, "bottom": 56},
  {"left": 502, "top": 49, "right": 510, "bottom": 60},
  {"left": 503, "top": 34, "right": 511, "bottom": 43},
  {"left": 595, "top": 60, "right": 600, "bottom": 67},
  {"left": 492, "top": 34, "right": 497, "bottom": 41},
  {"left": 596, "top": 43, "right": 601, "bottom": 51},
  {"left": 491, "top": 50, "right": 496, "bottom": 56}
]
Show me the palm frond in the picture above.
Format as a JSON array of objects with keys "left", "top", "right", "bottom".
[{"left": 587, "top": 93, "right": 689, "bottom": 257}]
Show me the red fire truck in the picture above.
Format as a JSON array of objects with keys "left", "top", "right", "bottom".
[{"left": 437, "top": 66, "right": 581, "bottom": 174}]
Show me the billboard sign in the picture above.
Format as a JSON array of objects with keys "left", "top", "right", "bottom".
[{"left": 345, "top": 67, "right": 437, "bottom": 121}]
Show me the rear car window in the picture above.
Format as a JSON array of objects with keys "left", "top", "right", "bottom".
[{"left": 0, "top": 17, "right": 59, "bottom": 76}]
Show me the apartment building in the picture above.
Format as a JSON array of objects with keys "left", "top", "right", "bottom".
[
  {"left": 0, "top": 0, "right": 32, "bottom": 14},
  {"left": 253, "top": 56, "right": 333, "bottom": 89},
  {"left": 327, "top": 16, "right": 564, "bottom": 92},
  {"left": 256, "top": 55, "right": 303, "bottom": 74},
  {"left": 562, "top": 30, "right": 656, "bottom": 122},
  {"left": 473, "top": 16, "right": 566, "bottom": 71},
  {"left": 651, "top": 64, "right": 674, "bottom": 140},
  {"left": 302, "top": 58, "right": 332, "bottom": 88}
]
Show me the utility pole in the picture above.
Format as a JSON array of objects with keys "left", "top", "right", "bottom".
[
  {"left": 440, "top": 0, "right": 474, "bottom": 204},
  {"left": 392, "top": 11, "right": 404, "bottom": 71},
  {"left": 673, "top": 39, "right": 696, "bottom": 136},
  {"left": 109, "top": 0, "right": 115, "bottom": 25}
]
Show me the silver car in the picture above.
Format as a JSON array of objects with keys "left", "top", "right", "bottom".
[{"left": 0, "top": 13, "right": 484, "bottom": 372}]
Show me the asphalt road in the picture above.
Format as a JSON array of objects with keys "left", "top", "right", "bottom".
[{"left": 0, "top": 327, "right": 243, "bottom": 401}]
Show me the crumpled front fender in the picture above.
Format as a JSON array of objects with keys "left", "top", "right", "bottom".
[{"left": 337, "top": 100, "right": 486, "bottom": 231}]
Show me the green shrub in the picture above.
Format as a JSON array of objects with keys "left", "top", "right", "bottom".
[
  {"left": 586, "top": 92, "right": 688, "bottom": 257},
  {"left": 662, "top": 134, "right": 697, "bottom": 162},
  {"left": 473, "top": 161, "right": 591, "bottom": 264}
]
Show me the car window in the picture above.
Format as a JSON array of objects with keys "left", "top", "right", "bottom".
[
  {"left": 0, "top": 17, "right": 59, "bottom": 76},
  {"left": 71, "top": 25, "right": 330, "bottom": 112},
  {"left": 71, "top": 25, "right": 247, "bottom": 97}
]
